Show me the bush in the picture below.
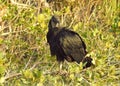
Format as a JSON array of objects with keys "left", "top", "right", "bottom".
[{"left": 0, "top": 0, "right": 120, "bottom": 85}]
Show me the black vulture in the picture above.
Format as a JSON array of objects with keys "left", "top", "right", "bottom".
[{"left": 47, "top": 16, "right": 93, "bottom": 69}]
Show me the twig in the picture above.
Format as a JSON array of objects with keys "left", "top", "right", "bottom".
[
  {"left": 4, "top": 73, "right": 22, "bottom": 80},
  {"left": 49, "top": 62, "right": 56, "bottom": 71},
  {"left": 24, "top": 56, "right": 33, "bottom": 70},
  {"left": 0, "top": 30, "right": 26, "bottom": 36},
  {"left": 82, "top": 76, "right": 91, "bottom": 85},
  {"left": 10, "top": 0, "right": 29, "bottom": 8},
  {"left": 29, "top": 62, "right": 42, "bottom": 70},
  {"left": 68, "top": 17, "right": 76, "bottom": 28}
]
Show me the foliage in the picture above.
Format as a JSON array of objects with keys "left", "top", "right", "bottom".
[{"left": 0, "top": 0, "right": 120, "bottom": 85}]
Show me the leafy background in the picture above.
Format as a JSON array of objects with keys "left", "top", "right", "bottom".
[{"left": 0, "top": 0, "right": 120, "bottom": 86}]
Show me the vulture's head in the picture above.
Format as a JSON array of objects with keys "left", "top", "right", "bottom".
[{"left": 48, "top": 16, "right": 59, "bottom": 29}]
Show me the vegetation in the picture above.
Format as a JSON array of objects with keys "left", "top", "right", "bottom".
[{"left": 0, "top": 0, "right": 120, "bottom": 85}]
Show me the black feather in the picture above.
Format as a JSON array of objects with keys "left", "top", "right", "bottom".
[{"left": 47, "top": 16, "right": 93, "bottom": 68}]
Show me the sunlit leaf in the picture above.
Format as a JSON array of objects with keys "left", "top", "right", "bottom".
[
  {"left": 23, "top": 70, "right": 34, "bottom": 79},
  {"left": 0, "top": 77, "right": 5, "bottom": 84}
]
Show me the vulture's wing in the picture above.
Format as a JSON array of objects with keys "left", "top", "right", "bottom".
[{"left": 57, "top": 29, "right": 87, "bottom": 63}]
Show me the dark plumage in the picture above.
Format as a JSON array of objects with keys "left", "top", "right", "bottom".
[{"left": 47, "top": 16, "right": 93, "bottom": 69}]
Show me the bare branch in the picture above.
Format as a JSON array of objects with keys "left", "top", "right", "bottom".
[{"left": 4, "top": 73, "right": 21, "bottom": 80}]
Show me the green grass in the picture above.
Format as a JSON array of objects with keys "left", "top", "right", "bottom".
[{"left": 0, "top": 0, "right": 120, "bottom": 85}]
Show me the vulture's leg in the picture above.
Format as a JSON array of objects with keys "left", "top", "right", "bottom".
[{"left": 59, "top": 62, "right": 63, "bottom": 72}]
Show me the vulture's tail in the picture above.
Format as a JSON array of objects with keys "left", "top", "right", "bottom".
[{"left": 82, "top": 56, "right": 93, "bottom": 69}]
